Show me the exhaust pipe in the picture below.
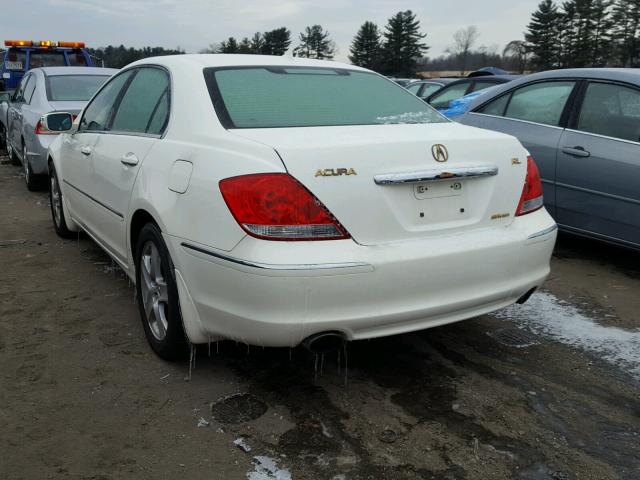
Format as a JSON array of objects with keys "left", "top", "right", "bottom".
[
  {"left": 517, "top": 287, "right": 537, "bottom": 305},
  {"left": 302, "top": 331, "right": 346, "bottom": 354}
]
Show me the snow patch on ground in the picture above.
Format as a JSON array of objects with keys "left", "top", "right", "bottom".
[
  {"left": 495, "top": 291, "right": 640, "bottom": 379},
  {"left": 247, "top": 456, "right": 292, "bottom": 480}
]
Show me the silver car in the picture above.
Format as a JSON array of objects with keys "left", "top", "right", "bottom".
[
  {"left": 3, "top": 66, "right": 117, "bottom": 190},
  {"left": 458, "top": 68, "right": 640, "bottom": 250}
]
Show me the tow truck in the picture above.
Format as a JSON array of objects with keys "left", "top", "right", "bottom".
[{"left": 0, "top": 40, "right": 94, "bottom": 91}]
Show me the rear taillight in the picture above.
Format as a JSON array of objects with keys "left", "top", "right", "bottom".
[
  {"left": 34, "top": 119, "right": 57, "bottom": 135},
  {"left": 516, "top": 155, "right": 544, "bottom": 216},
  {"left": 219, "top": 173, "right": 350, "bottom": 241}
]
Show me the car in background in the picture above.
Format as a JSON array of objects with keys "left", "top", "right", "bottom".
[
  {"left": 0, "top": 91, "right": 10, "bottom": 150},
  {"left": 458, "top": 68, "right": 640, "bottom": 250},
  {"left": 46, "top": 54, "right": 555, "bottom": 360},
  {"left": 390, "top": 77, "right": 420, "bottom": 87},
  {"left": 426, "top": 75, "right": 519, "bottom": 111},
  {"left": 1, "top": 40, "right": 94, "bottom": 91},
  {"left": 405, "top": 78, "right": 458, "bottom": 101},
  {"left": 1, "top": 66, "right": 117, "bottom": 190},
  {"left": 439, "top": 87, "right": 498, "bottom": 119}
]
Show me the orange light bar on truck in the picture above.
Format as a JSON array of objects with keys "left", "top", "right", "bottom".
[
  {"left": 58, "top": 41, "right": 85, "bottom": 48},
  {"left": 37, "top": 40, "right": 54, "bottom": 48},
  {"left": 4, "top": 40, "right": 34, "bottom": 47}
]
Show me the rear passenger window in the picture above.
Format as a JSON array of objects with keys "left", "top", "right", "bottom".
[
  {"left": 429, "top": 81, "right": 471, "bottom": 109},
  {"left": 504, "top": 81, "right": 575, "bottom": 126},
  {"left": 146, "top": 90, "right": 170, "bottom": 135},
  {"left": 478, "top": 94, "right": 509, "bottom": 116},
  {"left": 111, "top": 67, "right": 170, "bottom": 135},
  {"left": 406, "top": 83, "right": 422, "bottom": 94},
  {"left": 577, "top": 83, "right": 640, "bottom": 143}
]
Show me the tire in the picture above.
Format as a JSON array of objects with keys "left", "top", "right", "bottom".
[
  {"left": 49, "top": 163, "right": 75, "bottom": 239},
  {"left": 23, "top": 143, "right": 41, "bottom": 191},
  {"left": 135, "top": 222, "right": 188, "bottom": 361},
  {"left": 0, "top": 125, "right": 6, "bottom": 153},
  {"left": 7, "top": 140, "right": 20, "bottom": 165}
]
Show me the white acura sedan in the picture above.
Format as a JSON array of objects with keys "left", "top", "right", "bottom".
[{"left": 45, "top": 55, "right": 557, "bottom": 360}]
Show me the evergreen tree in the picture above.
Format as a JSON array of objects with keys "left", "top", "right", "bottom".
[
  {"left": 590, "top": 0, "right": 613, "bottom": 66},
  {"left": 262, "top": 27, "right": 292, "bottom": 56},
  {"left": 611, "top": 0, "right": 640, "bottom": 66},
  {"left": 293, "top": 25, "right": 335, "bottom": 59},
  {"left": 380, "top": 10, "right": 428, "bottom": 76},
  {"left": 238, "top": 37, "right": 252, "bottom": 54},
  {"left": 525, "top": 0, "right": 561, "bottom": 70},
  {"left": 250, "top": 32, "right": 264, "bottom": 54},
  {"left": 219, "top": 37, "right": 240, "bottom": 54},
  {"left": 349, "top": 21, "right": 383, "bottom": 70}
]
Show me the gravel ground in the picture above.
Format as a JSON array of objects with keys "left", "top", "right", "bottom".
[{"left": 1, "top": 156, "right": 639, "bottom": 480}]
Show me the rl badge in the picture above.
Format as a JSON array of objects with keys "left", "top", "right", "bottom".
[{"left": 315, "top": 168, "right": 357, "bottom": 177}]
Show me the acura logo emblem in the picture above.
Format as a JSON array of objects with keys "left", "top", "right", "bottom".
[{"left": 431, "top": 144, "right": 448, "bottom": 162}]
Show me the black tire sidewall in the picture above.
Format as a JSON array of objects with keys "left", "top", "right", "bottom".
[{"left": 135, "top": 222, "right": 187, "bottom": 361}]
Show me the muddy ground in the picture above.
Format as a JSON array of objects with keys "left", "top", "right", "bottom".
[{"left": 0, "top": 157, "right": 639, "bottom": 480}]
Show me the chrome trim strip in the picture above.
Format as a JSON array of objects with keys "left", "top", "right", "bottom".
[
  {"left": 564, "top": 128, "right": 640, "bottom": 147},
  {"left": 374, "top": 165, "right": 498, "bottom": 185},
  {"left": 181, "top": 242, "right": 371, "bottom": 271},
  {"left": 466, "top": 112, "right": 566, "bottom": 131},
  {"left": 63, "top": 179, "right": 124, "bottom": 219},
  {"left": 527, "top": 224, "right": 558, "bottom": 240}
]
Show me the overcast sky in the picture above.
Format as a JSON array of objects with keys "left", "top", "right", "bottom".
[{"left": 1, "top": 0, "right": 537, "bottom": 62}]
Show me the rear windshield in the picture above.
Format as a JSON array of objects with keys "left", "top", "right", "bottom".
[
  {"left": 46, "top": 75, "right": 110, "bottom": 101},
  {"left": 204, "top": 66, "right": 447, "bottom": 129},
  {"left": 29, "top": 51, "right": 66, "bottom": 68}
]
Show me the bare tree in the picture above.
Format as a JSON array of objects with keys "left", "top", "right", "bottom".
[
  {"left": 503, "top": 40, "right": 528, "bottom": 73},
  {"left": 449, "top": 26, "right": 480, "bottom": 74}
]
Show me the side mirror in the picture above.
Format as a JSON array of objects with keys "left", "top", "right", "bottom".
[{"left": 42, "top": 112, "right": 75, "bottom": 133}]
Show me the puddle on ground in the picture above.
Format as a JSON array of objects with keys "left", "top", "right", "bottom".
[
  {"left": 211, "top": 392, "right": 268, "bottom": 424},
  {"left": 494, "top": 291, "right": 640, "bottom": 379}
]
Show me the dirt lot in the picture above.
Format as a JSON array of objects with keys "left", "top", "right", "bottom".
[{"left": 1, "top": 156, "right": 639, "bottom": 480}]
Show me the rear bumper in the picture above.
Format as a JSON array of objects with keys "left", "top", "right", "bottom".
[
  {"left": 26, "top": 135, "right": 55, "bottom": 174},
  {"left": 166, "top": 209, "right": 557, "bottom": 346}
]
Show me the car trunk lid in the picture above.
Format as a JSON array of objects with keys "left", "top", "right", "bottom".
[{"left": 231, "top": 122, "right": 528, "bottom": 245}]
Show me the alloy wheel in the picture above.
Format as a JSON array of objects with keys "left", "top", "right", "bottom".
[
  {"left": 50, "top": 173, "right": 62, "bottom": 227},
  {"left": 23, "top": 145, "right": 29, "bottom": 184},
  {"left": 139, "top": 241, "right": 169, "bottom": 341}
]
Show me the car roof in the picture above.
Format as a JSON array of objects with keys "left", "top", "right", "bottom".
[
  {"left": 441, "top": 75, "right": 519, "bottom": 87},
  {"left": 416, "top": 78, "right": 458, "bottom": 85},
  {"left": 465, "top": 68, "right": 640, "bottom": 111},
  {"left": 31, "top": 66, "right": 119, "bottom": 76},
  {"left": 128, "top": 54, "right": 369, "bottom": 72}
]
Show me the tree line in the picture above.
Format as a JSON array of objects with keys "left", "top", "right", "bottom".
[
  {"left": 88, "top": 2, "right": 640, "bottom": 75},
  {"left": 209, "top": 10, "right": 428, "bottom": 76},
  {"left": 525, "top": 0, "right": 640, "bottom": 70},
  {"left": 87, "top": 45, "right": 184, "bottom": 69}
]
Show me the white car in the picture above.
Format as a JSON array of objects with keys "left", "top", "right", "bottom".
[{"left": 45, "top": 54, "right": 557, "bottom": 360}]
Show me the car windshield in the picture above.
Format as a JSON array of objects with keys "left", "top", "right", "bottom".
[
  {"left": 46, "top": 75, "right": 110, "bottom": 101},
  {"left": 205, "top": 67, "right": 447, "bottom": 129}
]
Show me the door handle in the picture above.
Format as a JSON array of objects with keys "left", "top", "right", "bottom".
[
  {"left": 121, "top": 153, "right": 139, "bottom": 167},
  {"left": 80, "top": 146, "right": 92, "bottom": 156},
  {"left": 562, "top": 146, "right": 590, "bottom": 158}
]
